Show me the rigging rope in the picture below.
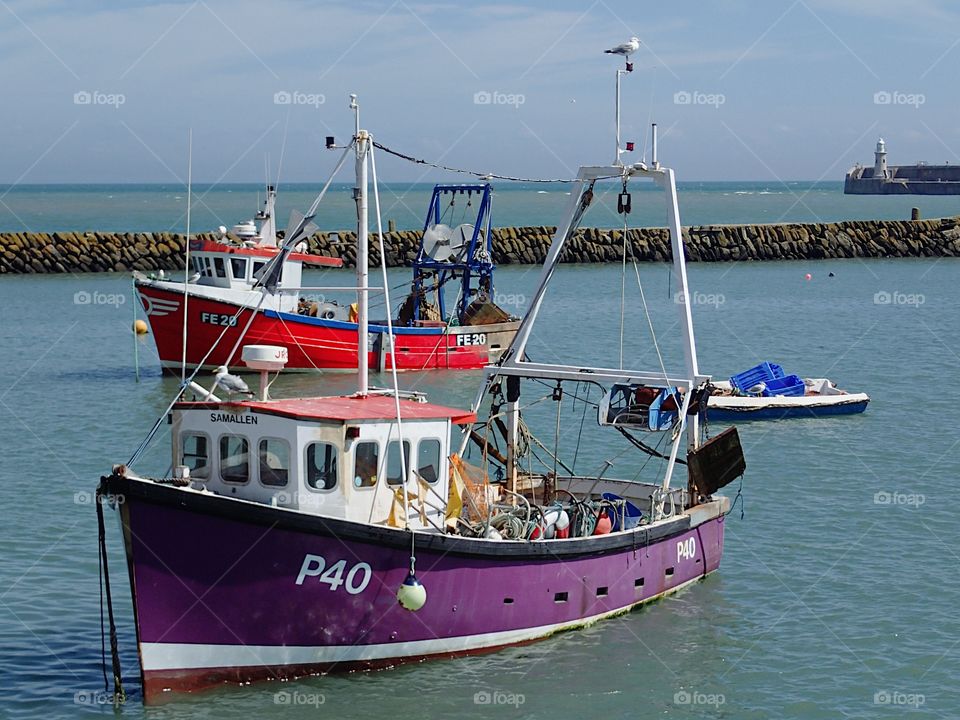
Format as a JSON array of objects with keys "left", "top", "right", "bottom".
[
  {"left": 372, "top": 141, "right": 626, "bottom": 184},
  {"left": 127, "top": 290, "right": 267, "bottom": 468},
  {"left": 96, "top": 488, "right": 125, "bottom": 705},
  {"left": 128, "top": 142, "right": 357, "bottom": 469},
  {"left": 727, "top": 476, "right": 745, "bottom": 520},
  {"left": 571, "top": 383, "right": 590, "bottom": 472},
  {"left": 530, "top": 378, "right": 600, "bottom": 407},
  {"left": 370, "top": 140, "right": 418, "bottom": 577},
  {"left": 181, "top": 129, "right": 193, "bottom": 384},
  {"left": 618, "top": 180, "right": 629, "bottom": 368},
  {"left": 633, "top": 261, "right": 671, "bottom": 386},
  {"left": 615, "top": 425, "right": 687, "bottom": 465},
  {"left": 552, "top": 383, "right": 562, "bottom": 484}
]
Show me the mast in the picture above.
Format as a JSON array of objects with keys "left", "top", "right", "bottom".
[
  {"left": 180, "top": 129, "right": 193, "bottom": 384},
  {"left": 659, "top": 166, "right": 700, "bottom": 453},
  {"left": 661, "top": 167, "right": 699, "bottom": 384},
  {"left": 614, "top": 63, "right": 632, "bottom": 165},
  {"left": 504, "top": 375, "right": 520, "bottom": 498},
  {"left": 651, "top": 123, "right": 659, "bottom": 169},
  {"left": 352, "top": 94, "right": 369, "bottom": 397},
  {"left": 259, "top": 185, "right": 277, "bottom": 246},
  {"left": 614, "top": 69, "right": 623, "bottom": 165}
]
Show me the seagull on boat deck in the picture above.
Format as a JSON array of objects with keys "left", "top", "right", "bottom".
[
  {"left": 604, "top": 36, "right": 640, "bottom": 59},
  {"left": 213, "top": 365, "right": 252, "bottom": 396}
]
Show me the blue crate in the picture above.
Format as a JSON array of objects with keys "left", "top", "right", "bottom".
[
  {"left": 762, "top": 374, "right": 805, "bottom": 397},
  {"left": 601, "top": 492, "right": 644, "bottom": 531},
  {"left": 730, "top": 362, "right": 785, "bottom": 393}
]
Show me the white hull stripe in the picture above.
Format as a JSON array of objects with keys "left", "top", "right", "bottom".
[
  {"left": 141, "top": 574, "right": 706, "bottom": 671},
  {"left": 142, "top": 296, "right": 180, "bottom": 317}
]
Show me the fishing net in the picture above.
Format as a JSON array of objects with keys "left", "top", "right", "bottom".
[{"left": 449, "top": 453, "right": 493, "bottom": 524}]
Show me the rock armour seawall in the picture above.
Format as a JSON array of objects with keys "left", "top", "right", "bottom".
[{"left": 2, "top": 217, "right": 959, "bottom": 273}]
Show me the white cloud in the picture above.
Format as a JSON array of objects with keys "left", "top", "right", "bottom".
[{"left": 1, "top": 0, "right": 959, "bottom": 182}]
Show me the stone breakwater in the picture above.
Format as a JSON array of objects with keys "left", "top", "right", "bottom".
[{"left": 2, "top": 216, "right": 959, "bottom": 273}]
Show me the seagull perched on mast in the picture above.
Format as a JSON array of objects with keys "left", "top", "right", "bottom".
[
  {"left": 213, "top": 365, "right": 252, "bottom": 396},
  {"left": 604, "top": 36, "right": 640, "bottom": 59}
]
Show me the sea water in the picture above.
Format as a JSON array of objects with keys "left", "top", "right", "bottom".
[
  {"left": 1, "top": 181, "right": 958, "bottom": 234},
  {"left": 0, "top": 250, "right": 957, "bottom": 718}
]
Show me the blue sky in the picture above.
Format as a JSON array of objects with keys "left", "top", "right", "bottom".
[{"left": 1, "top": 0, "right": 959, "bottom": 183}]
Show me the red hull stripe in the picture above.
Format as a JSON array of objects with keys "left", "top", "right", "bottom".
[
  {"left": 137, "top": 285, "right": 494, "bottom": 370},
  {"left": 189, "top": 238, "right": 342, "bottom": 267}
]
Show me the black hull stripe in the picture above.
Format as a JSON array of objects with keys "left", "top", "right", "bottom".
[{"left": 102, "top": 475, "right": 701, "bottom": 559}]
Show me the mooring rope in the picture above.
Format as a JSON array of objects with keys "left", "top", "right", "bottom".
[{"left": 95, "top": 486, "right": 125, "bottom": 705}]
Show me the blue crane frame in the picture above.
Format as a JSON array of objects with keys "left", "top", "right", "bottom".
[{"left": 410, "top": 183, "right": 496, "bottom": 325}]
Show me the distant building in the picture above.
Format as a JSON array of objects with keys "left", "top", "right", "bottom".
[
  {"left": 873, "top": 138, "right": 888, "bottom": 179},
  {"left": 844, "top": 138, "right": 960, "bottom": 194}
]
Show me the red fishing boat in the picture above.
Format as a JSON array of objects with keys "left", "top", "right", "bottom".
[{"left": 135, "top": 180, "right": 520, "bottom": 373}]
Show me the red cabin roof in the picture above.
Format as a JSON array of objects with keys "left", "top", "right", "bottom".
[
  {"left": 176, "top": 394, "right": 476, "bottom": 425},
  {"left": 189, "top": 238, "right": 343, "bottom": 268}
]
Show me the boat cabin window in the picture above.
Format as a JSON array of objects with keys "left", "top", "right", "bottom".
[
  {"left": 191, "top": 257, "right": 204, "bottom": 275},
  {"left": 180, "top": 433, "right": 210, "bottom": 479},
  {"left": 213, "top": 257, "right": 226, "bottom": 278},
  {"left": 386, "top": 441, "right": 411, "bottom": 486},
  {"left": 354, "top": 441, "right": 379, "bottom": 488},
  {"left": 219, "top": 435, "right": 249, "bottom": 483},
  {"left": 252, "top": 260, "right": 266, "bottom": 280},
  {"left": 258, "top": 437, "right": 289, "bottom": 487},
  {"left": 203, "top": 258, "right": 214, "bottom": 277},
  {"left": 416, "top": 439, "right": 442, "bottom": 484},
  {"left": 231, "top": 257, "right": 247, "bottom": 281},
  {"left": 306, "top": 442, "right": 339, "bottom": 490}
]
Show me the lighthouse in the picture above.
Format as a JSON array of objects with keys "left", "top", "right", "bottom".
[{"left": 874, "top": 138, "right": 888, "bottom": 179}]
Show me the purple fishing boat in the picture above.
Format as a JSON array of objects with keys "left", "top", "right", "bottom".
[{"left": 97, "top": 80, "right": 746, "bottom": 704}]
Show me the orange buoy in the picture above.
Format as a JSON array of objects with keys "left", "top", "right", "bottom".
[
  {"left": 133, "top": 319, "right": 149, "bottom": 335},
  {"left": 593, "top": 511, "right": 612, "bottom": 535}
]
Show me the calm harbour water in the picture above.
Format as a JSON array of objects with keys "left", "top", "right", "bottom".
[
  {"left": 1, "top": 181, "right": 959, "bottom": 234},
  {"left": 0, "top": 249, "right": 957, "bottom": 718}
]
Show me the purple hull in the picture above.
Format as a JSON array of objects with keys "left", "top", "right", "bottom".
[{"left": 107, "top": 477, "right": 725, "bottom": 701}]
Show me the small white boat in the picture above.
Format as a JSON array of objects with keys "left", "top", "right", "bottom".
[{"left": 708, "top": 377, "right": 870, "bottom": 420}]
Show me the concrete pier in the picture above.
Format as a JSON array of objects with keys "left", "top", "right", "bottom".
[{"left": 1, "top": 216, "right": 959, "bottom": 273}]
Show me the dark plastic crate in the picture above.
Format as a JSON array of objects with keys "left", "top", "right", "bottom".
[
  {"left": 762, "top": 374, "right": 805, "bottom": 397},
  {"left": 730, "top": 362, "right": 785, "bottom": 393}
]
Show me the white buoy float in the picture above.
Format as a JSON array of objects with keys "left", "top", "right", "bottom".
[{"left": 397, "top": 572, "right": 427, "bottom": 611}]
